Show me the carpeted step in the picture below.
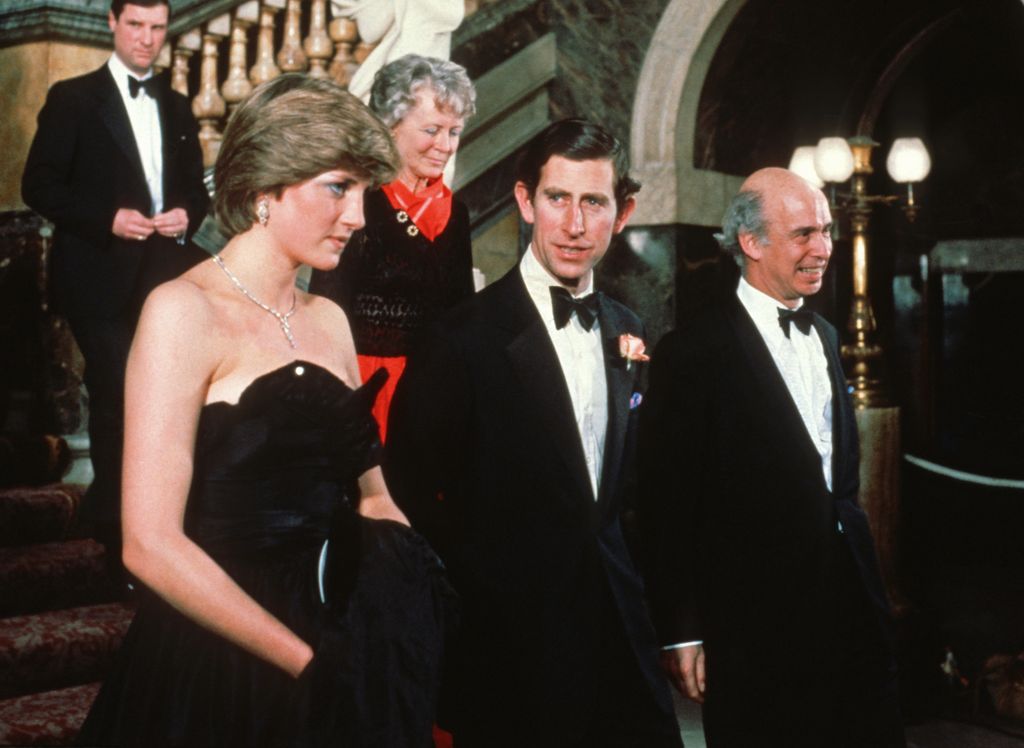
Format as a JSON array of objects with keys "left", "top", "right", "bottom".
[
  {"left": 0, "top": 484, "right": 85, "bottom": 548},
  {"left": 0, "top": 602, "right": 134, "bottom": 700},
  {"left": 0, "top": 539, "right": 118, "bottom": 617},
  {"left": 0, "top": 682, "right": 100, "bottom": 746},
  {"left": 0, "top": 436, "right": 72, "bottom": 493}
]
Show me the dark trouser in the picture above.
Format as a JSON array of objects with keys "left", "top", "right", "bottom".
[
  {"left": 575, "top": 622, "right": 684, "bottom": 748},
  {"left": 702, "top": 656, "right": 903, "bottom": 748},
  {"left": 702, "top": 542, "right": 905, "bottom": 748},
  {"left": 66, "top": 311, "right": 136, "bottom": 574},
  {"left": 453, "top": 658, "right": 682, "bottom": 748},
  {"left": 453, "top": 590, "right": 683, "bottom": 748}
]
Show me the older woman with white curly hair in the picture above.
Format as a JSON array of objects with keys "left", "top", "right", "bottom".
[{"left": 310, "top": 53, "right": 477, "bottom": 441}]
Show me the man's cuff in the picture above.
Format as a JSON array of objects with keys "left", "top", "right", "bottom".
[{"left": 661, "top": 640, "right": 702, "bottom": 651}]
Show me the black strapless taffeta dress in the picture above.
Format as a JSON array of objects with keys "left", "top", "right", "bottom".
[{"left": 78, "top": 362, "right": 453, "bottom": 747}]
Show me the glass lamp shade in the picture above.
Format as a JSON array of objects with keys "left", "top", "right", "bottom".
[
  {"left": 886, "top": 137, "right": 931, "bottom": 183},
  {"left": 814, "top": 137, "right": 855, "bottom": 183},
  {"left": 788, "top": 146, "right": 824, "bottom": 187}
]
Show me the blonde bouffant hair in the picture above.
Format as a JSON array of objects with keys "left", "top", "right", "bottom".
[{"left": 213, "top": 74, "right": 399, "bottom": 237}]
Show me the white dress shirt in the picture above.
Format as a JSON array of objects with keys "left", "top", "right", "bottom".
[
  {"left": 520, "top": 247, "right": 608, "bottom": 500},
  {"left": 108, "top": 54, "right": 164, "bottom": 215},
  {"left": 736, "top": 276, "right": 833, "bottom": 491}
]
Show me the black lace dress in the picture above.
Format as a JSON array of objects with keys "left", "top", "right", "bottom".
[
  {"left": 78, "top": 362, "right": 453, "bottom": 747},
  {"left": 308, "top": 188, "right": 474, "bottom": 359}
]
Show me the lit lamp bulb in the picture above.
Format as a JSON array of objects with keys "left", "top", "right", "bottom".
[
  {"left": 788, "top": 146, "right": 824, "bottom": 187},
  {"left": 814, "top": 137, "right": 855, "bottom": 184},
  {"left": 886, "top": 137, "right": 930, "bottom": 221}
]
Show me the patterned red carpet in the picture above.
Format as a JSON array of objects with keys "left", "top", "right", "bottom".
[{"left": 0, "top": 484, "right": 131, "bottom": 746}]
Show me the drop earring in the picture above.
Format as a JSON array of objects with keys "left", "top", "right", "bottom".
[{"left": 257, "top": 198, "right": 270, "bottom": 227}]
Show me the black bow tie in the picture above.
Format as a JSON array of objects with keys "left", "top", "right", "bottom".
[
  {"left": 128, "top": 76, "right": 159, "bottom": 99},
  {"left": 550, "top": 287, "right": 599, "bottom": 331},
  {"left": 778, "top": 307, "right": 814, "bottom": 338}
]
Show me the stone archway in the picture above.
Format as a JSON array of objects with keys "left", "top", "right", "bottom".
[{"left": 628, "top": 0, "right": 745, "bottom": 227}]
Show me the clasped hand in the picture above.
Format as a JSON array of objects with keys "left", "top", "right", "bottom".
[{"left": 113, "top": 207, "right": 188, "bottom": 241}]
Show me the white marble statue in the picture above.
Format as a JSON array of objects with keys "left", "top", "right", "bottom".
[{"left": 332, "top": 0, "right": 465, "bottom": 100}]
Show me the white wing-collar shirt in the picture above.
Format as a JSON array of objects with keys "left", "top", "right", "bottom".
[
  {"left": 736, "top": 276, "right": 834, "bottom": 491},
  {"left": 520, "top": 247, "right": 608, "bottom": 500},
  {"left": 108, "top": 53, "right": 164, "bottom": 215}
]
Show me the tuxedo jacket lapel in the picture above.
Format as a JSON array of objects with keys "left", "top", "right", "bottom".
[
  {"left": 597, "top": 295, "right": 633, "bottom": 508},
  {"left": 815, "top": 317, "right": 857, "bottom": 491},
  {"left": 725, "top": 297, "right": 826, "bottom": 477},
  {"left": 152, "top": 72, "right": 184, "bottom": 199},
  {"left": 96, "top": 67, "right": 151, "bottom": 207},
  {"left": 499, "top": 273, "right": 595, "bottom": 504}
]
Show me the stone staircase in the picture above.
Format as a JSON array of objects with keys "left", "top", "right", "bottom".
[{"left": 0, "top": 484, "right": 133, "bottom": 746}]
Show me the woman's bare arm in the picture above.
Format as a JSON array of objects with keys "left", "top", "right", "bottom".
[{"left": 121, "top": 281, "right": 313, "bottom": 678}]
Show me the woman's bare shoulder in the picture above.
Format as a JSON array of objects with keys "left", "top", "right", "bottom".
[
  {"left": 303, "top": 291, "right": 353, "bottom": 338},
  {"left": 143, "top": 265, "right": 227, "bottom": 332},
  {"left": 134, "top": 268, "right": 234, "bottom": 379}
]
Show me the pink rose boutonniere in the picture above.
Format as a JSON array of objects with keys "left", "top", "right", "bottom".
[{"left": 618, "top": 333, "right": 650, "bottom": 371}]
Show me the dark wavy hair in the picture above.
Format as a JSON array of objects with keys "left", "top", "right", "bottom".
[
  {"left": 110, "top": 0, "right": 168, "bottom": 19},
  {"left": 514, "top": 118, "right": 640, "bottom": 209}
]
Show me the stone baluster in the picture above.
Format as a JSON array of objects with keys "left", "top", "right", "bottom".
[
  {"left": 327, "top": 17, "right": 359, "bottom": 86},
  {"left": 250, "top": 1, "right": 283, "bottom": 85},
  {"left": 154, "top": 41, "right": 171, "bottom": 73},
  {"left": 222, "top": 1, "right": 259, "bottom": 111},
  {"left": 192, "top": 15, "right": 230, "bottom": 168},
  {"left": 171, "top": 29, "right": 202, "bottom": 97},
  {"left": 304, "top": 0, "right": 333, "bottom": 79},
  {"left": 276, "top": 0, "right": 307, "bottom": 73}
]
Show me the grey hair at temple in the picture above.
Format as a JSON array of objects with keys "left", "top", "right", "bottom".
[
  {"left": 714, "top": 189, "right": 769, "bottom": 261},
  {"left": 369, "top": 54, "right": 477, "bottom": 127}
]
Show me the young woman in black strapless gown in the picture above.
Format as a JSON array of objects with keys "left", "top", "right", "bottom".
[{"left": 78, "top": 74, "right": 454, "bottom": 747}]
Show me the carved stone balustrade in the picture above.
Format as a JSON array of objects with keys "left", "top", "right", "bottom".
[
  {"left": 221, "top": 2, "right": 260, "bottom": 110},
  {"left": 192, "top": 15, "right": 230, "bottom": 166},
  {"left": 304, "top": 0, "right": 333, "bottom": 79}
]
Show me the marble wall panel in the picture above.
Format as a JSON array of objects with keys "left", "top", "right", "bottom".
[
  {"left": 470, "top": 209, "right": 521, "bottom": 288},
  {"left": 600, "top": 221, "right": 737, "bottom": 348},
  {"left": 542, "top": 0, "right": 671, "bottom": 153},
  {"left": 0, "top": 41, "right": 108, "bottom": 212}
]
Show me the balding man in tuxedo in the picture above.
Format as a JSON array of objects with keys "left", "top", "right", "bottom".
[{"left": 639, "top": 167, "right": 904, "bottom": 747}]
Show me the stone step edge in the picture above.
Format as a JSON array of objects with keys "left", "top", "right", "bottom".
[
  {"left": 0, "top": 601, "right": 134, "bottom": 700},
  {"left": 0, "top": 538, "right": 114, "bottom": 618},
  {"left": 0, "top": 483, "right": 88, "bottom": 548},
  {"left": 0, "top": 681, "right": 100, "bottom": 747}
]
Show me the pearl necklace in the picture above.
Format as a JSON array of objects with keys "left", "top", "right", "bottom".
[{"left": 212, "top": 255, "right": 297, "bottom": 348}]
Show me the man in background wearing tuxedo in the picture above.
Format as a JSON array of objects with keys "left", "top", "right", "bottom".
[
  {"left": 639, "top": 167, "right": 904, "bottom": 747},
  {"left": 22, "top": 0, "right": 209, "bottom": 568}
]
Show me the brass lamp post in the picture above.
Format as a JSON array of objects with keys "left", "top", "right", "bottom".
[{"left": 789, "top": 135, "right": 931, "bottom": 409}]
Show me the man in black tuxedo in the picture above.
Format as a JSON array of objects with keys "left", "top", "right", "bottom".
[
  {"left": 639, "top": 167, "right": 904, "bottom": 747},
  {"left": 386, "top": 119, "right": 682, "bottom": 747},
  {"left": 22, "top": 0, "right": 209, "bottom": 560}
]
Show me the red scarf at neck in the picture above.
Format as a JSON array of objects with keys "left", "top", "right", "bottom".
[{"left": 381, "top": 177, "right": 452, "bottom": 242}]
